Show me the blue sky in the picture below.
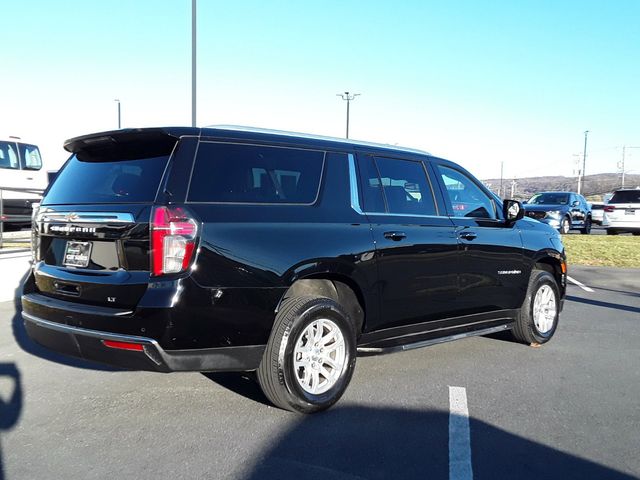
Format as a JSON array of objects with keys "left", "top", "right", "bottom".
[{"left": 2, "top": 0, "right": 639, "bottom": 181}]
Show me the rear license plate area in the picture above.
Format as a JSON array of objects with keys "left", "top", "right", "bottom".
[
  {"left": 63, "top": 241, "right": 92, "bottom": 268},
  {"left": 625, "top": 209, "right": 635, "bottom": 215}
]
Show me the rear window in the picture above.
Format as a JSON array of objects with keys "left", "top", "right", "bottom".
[
  {"left": 43, "top": 154, "right": 170, "bottom": 204},
  {"left": 609, "top": 190, "right": 640, "bottom": 204},
  {"left": 188, "top": 142, "right": 324, "bottom": 204}
]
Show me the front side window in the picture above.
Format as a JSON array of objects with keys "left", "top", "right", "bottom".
[
  {"left": 0, "top": 141, "right": 19, "bottom": 170},
  {"left": 438, "top": 166, "right": 496, "bottom": 219},
  {"left": 19, "top": 143, "right": 43, "bottom": 170},
  {"left": 188, "top": 143, "right": 324, "bottom": 204}
]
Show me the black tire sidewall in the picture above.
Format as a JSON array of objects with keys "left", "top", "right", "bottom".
[
  {"left": 526, "top": 271, "right": 560, "bottom": 343},
  {"left": 561, "top": 217, "right": 570, "bottom": 234},
  {"left": 278, "top": 299, "right": 356, "bottom": 412}
]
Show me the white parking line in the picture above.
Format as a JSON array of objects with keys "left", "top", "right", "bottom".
[
  {"left": 449, "top": 386, "right": 473, "bottom": 480},
  {"left": 567, "top": 275, "right": 595, "bottom": 293}
]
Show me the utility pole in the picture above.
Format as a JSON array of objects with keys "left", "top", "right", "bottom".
[
  {"left": 114, "top": 99, "right": 121, "bottom": 129},
  {"left": 620, "top": 146, "right": 640, "bottom": 188},
  {"left": 510, "top": 178, "right": 517, "bottom": 199},
  {"left": 499, "top": 161, "right": 504, "bottom": 197},
  {"left": 336, "top": 92, "right": 360, "bottom": 139},
  {"left": 579, "top": 130, "right": 589, "bottom": 194},
  {"left": 191, "top": 0, "right": 197, "bottom": 127}
]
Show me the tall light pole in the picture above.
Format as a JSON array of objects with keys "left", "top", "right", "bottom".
[
  {"left": 499, "top": 161, "right": 504, "bottom": 197},
  {"left": 336, "top": 92, "right": 360, "bottom": 139},
  {"left": 579, "top": 130, "right": 589, "bottom": 195},
  {"left": 191, "top": 0, "right": 197, "bottom": 127},
  {"left": 114, "top": 99, "right": 121, "bottom": 129}
]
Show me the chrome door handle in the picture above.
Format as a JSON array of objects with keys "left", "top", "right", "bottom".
[
  {"left": 384, "top": 231, "right": 407, "bottom": 241},
  {"left": 459, "top": 231, "right": 477, "bottom": 241}
]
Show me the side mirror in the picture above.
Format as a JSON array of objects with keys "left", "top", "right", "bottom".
[
  {"left": 522, "top": 200, "right": 528, "bottom": 204},
  {"left": 503, "top": 199, "right": 524, "bottom": 222},
  {"left": 572, "top": 200, "right": 580, "bottom": 207}
]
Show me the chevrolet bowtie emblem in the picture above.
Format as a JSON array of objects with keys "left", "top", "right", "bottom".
[{"left": 64, "top": 212, "right": 79, "bottom": 222}]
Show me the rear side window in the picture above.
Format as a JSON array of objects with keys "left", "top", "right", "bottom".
[
  {"left": 0, "top": 141, "right": 19, "bottom": 170},
  {"left": 609, "top": 190, "right": 640, "bottom": 204},
  {"left": 43, "top": 154, "right": 171, "bottom": 204},
  {"left": 19, "top": 143, "right": 43, "bottom": 170},
  {"left": 188, "top": 143, "right": 324, "bottom": 204},
  {"left": 374, "top": 157, "right": 437, "bottom": 215}
]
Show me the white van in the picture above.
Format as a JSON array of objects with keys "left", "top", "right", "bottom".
[{"left": 0, "top": 137, "right": 48, "bottom": 227}]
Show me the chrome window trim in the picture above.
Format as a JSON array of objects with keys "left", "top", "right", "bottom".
[
  {"left": 348, "top": 153, "right": 364, "bottom": 215},
  {"left": 38, "top": 211, "right": 135, "bottom": 223}
]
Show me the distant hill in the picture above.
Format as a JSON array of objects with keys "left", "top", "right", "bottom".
[{"left": 482, "top": 173, "right": 640, "bottom": 201}]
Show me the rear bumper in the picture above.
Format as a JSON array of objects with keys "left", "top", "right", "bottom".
[{"left": 22, "top": 305, "right": 265, "bottom": 373}]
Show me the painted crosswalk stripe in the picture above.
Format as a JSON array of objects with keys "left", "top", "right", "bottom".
[{"left": 449, "top": 386, "right": 473, "bottom": 480}]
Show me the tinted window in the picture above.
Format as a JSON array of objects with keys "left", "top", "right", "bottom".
[
  {"left": 438, "top": 166, "right": 496, "bottom": 219},
  {"left": 188, "top": 143, "right": 324, "bottom": 204},
  {"left": 43, "top": 154, "right": 170, "bottom": 204},
  {"left": 0, "top": 141, "right": 19, "bottom": 170},
  {"left": 357, "top": 155, "right": 386, "bottom": 212},
  {"left": 374, "top": 157, "right": 437, "bottom": 215},
  {"left": 19, "top": 143, "right": 43, "bottom": 170},
  {"left": 609, "top": 190, "right": 640, "bottom": 204}
]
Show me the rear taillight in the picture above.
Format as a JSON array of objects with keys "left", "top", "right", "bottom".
[
  {"left": 604, "top": 206, "right": 616, "bottom": 213},
  {"left": 150, "top": 206, "right": 198, "bottom": 276}
]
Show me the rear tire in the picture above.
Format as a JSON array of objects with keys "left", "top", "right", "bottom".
[
  {"left": 511, "top": 269, "right": 560, "bottom": 345},
  {"left": 580, "top": 217, "right": 592, "bottom": 234},
  {"left": 257, "top": 295, "right": 357, "bottom": 413}
]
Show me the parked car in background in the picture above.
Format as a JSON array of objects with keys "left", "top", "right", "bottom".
[
  {"left": 604, "top": 188, "right": 640, "bottom": 235},
  {"left": 590, "top": 202, "right": 605, "bottom": 226},
  {"left": 21, "top": 126, "right": 566, "bottom": 413},
  {"left": 0, "top": 136, "right": 47, "bottom": 228},
  {"left": 523, "top": 191, "right": 592, "bottom": 234}
]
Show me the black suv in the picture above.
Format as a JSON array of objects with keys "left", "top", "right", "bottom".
[{"left": 22, "top": 127, "right": 566, "bottom": 413}]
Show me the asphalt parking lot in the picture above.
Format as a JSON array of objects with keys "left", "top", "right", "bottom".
[{"left": 1, "top": 266, "right": 639, "bottom": 480}]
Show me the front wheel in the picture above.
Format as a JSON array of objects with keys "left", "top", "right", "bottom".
[
  {"left": 511, "top": 269, "right": 560, "bottom": 345},
  {"left": 257, "top": 295, "right": 357, "bottom": 413},
  {"left": 560, "top": 216, "right": 571, "bottom": 234}
]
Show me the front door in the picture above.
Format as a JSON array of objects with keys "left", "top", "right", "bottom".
[{"left": 433, "top": 164, "right": 526, "bottom": 314}]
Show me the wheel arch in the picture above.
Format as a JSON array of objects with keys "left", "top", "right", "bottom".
[{"left": 278, "top": 275, "right": 366, "bottom": 335}]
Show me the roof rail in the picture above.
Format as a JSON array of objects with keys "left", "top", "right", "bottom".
[{"left": 205, "top": 125, "right": 430, "bottom": 155}]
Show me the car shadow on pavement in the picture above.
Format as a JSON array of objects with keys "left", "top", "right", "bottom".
[
  {"left": 243, "top": 406, "right": 636, "bottom": 480},
  {"left": 0, "top": 363, "right": 22, "bottom": 480},
  {"left": 566, "top": 295, "right": 640, "bottom": 314},
  {"left": 11, "top": 270, "right": 119, "bottom": 372},
  {"left": 201, "top": 372, "right": 271, "bottom": 407}
]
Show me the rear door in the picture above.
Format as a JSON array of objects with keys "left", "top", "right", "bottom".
[
  {"left": 356, "top": 154, "right": 458, "bottom": 331},
  {"left": 32, "top": 131, "right": 193, "bottom": 309},
  {"left": 432, "top": 162, "right": 526, "bottom": 314}
]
